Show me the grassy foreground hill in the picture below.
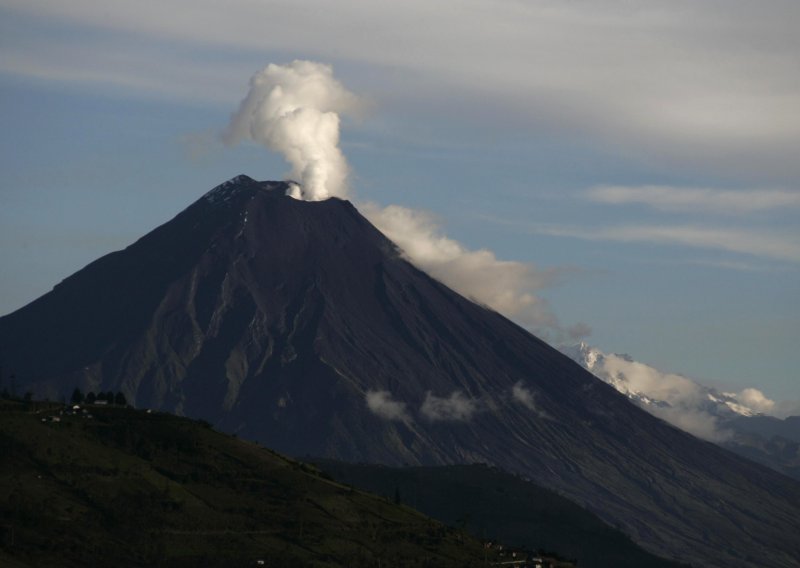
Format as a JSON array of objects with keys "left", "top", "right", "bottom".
[{"left": 0, "top": 400, "right": 489, "bottom": 567}]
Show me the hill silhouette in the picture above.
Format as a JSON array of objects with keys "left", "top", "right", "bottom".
[
  {"left": 315, "top": 460, "right": 689, "bottom": 568},
  {"left": 0, "top": 400, "right": 489, "bottom": 567}
]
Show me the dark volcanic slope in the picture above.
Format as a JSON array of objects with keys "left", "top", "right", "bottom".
[{"left": 2, "top": 176, "right": 799, "bottom": 567}]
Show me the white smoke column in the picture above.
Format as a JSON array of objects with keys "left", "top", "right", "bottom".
[{"left": 225, "top": 60, "right": 361, "bottom": 200}]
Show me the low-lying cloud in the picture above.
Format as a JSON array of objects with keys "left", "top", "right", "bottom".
[
  {"left": 420, "top": 391, "right": 478, "bottom": 422},
  {"left": 511, "top": 381, "right": 549, "bottom": 418},
  {"left": 365, "top": 390, "right": 412, "bottom": 423}
]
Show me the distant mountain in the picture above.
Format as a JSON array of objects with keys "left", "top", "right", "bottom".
[
  {"left": 0, "top": 400, "right": 489, "bottom": 567},
  {"left": 561, "top": 342, "right": 800, "bottom": 480},
  {"left": 727, "top": 415, "right": 800, "bottom": 442},
  {"left": 1, "top": 175, "right": 799, "bottom": 567},
  {"left": 722, "top": 415, "right": 800, "bottom": 481}
]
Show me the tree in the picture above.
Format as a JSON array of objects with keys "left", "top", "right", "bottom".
[
  {"left": 106, "top": 391, "right": 115, "bottom": 404},
  {"left": 85, "top": 391, "right": 96, "bottom": 404},
  {"left": 71, "top": 388, "right": 84, "bottom": 404},
  {"left": 114, "top": 392, "right": 127, "bottom": 406}
]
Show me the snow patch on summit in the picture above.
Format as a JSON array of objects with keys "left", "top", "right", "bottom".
[
  {"left": 203, "top": 175, "right": 293, "bottom": 206},
  {"left": 203, "top": 175, "right": 255, "bottom": 205}
]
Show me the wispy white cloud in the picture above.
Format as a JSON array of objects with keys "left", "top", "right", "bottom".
[
  {"left": 0, "top": 38, "right": 250, "bottom": 104},
  {"left": 587, "top": 185, "right": 800, "bottom": 214},
  {"left": 365, "top": 390, "right": 412, "bottom": 423},
  {"left": 536, "top": 224, "right": 800, "bottom": 263},
  {"left": 683, "top": 259, "right": 771, "bottom": 272},
  {"left": 420, "top": 391, "right": 478, "bottom": 422},
  {"left": 511, "top": 382, "right": 550, "bottom": 418}
]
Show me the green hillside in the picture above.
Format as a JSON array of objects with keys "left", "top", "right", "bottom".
[{"left": 0, "top": 400, "right": 489, "bottom": 567}]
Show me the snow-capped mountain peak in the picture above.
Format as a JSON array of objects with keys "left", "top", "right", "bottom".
[{"left": 560, "top": 343, "right": 769, "bottom": 441}]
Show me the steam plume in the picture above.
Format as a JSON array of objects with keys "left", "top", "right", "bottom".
[
  {"left": 362, "top": 203, "right": 589, "bottom": 340},
  {"left": 225, "top": 61, "right": 589, "bottom": 341},
  {"left": 225, "top": 60, "right": 361, "bottom": 200}
]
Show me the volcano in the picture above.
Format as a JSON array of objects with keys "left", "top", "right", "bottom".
[{"left": 2, "top": 175, "right": 799, "bottom": 567}]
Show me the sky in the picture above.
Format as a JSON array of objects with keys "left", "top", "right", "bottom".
[{"left": 0, "top": 1, "right": 798, "bottom": 405}]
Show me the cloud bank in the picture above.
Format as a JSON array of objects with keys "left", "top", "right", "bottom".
[{"left": 224, "top": 60, "right": 362, "bottom": 200}]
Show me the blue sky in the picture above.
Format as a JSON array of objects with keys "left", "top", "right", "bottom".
[{"left": 0, "top": 1, "right": 798, "bottom": 403}]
